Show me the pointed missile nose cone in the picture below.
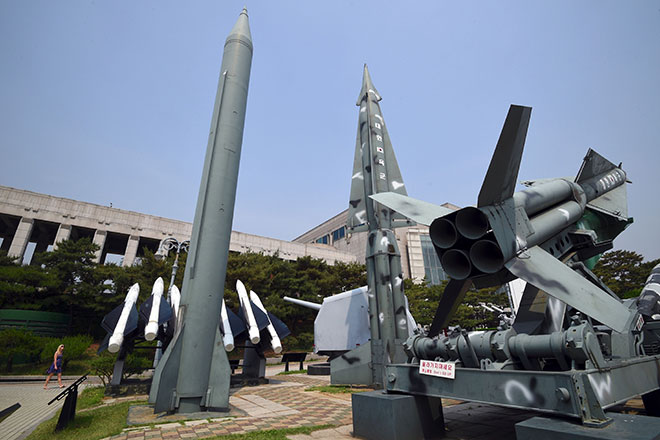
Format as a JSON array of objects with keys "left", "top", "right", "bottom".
[
  {"left": 153, "top": 277, "right": 164, "bottom": 295},
  {"left": 126, "top": 283, "right": 140, "bottom": 304},
  {"left": 236, "top": 279, "right": 248, "bottom": 296},
  {"left": 226, "top": 7, "right": 252, "bottom": 50},
  {"left": 356, "top": 64, "right": 381, "bottom": 105}
]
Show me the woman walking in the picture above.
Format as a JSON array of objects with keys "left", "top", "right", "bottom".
[{"left": 44, "top": 344, "right": 64, "bottom": 389}]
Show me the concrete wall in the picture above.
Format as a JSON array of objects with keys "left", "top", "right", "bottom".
[{"left": 0, "top": 185, "right": 356, "bottom": 266}]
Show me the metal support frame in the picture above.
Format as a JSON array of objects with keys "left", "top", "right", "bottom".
[
  {"left": 385, "top": 354, "right": 660, "bottom": 425},
  {"left": 48, "top": 374, "right": 88, "bottom": 431}
]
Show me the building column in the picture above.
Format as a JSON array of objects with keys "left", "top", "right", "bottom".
[
  {"left": 93, "top": 230, "right": 107, "bottom": 263},
  {"left": 8, "top": 217, "right": 34, "bottom": 261},
  {"left": 53, "top": 224, "right": 72, "bottom": 250},
  {"left": 122, "top": 235, "right": 140, "bottom": 267}
]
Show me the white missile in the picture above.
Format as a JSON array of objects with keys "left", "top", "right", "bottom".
[
  {"left": 109, "top": 283, "right": 140, "bottom": 353},
  {"left": 145, "top": 277, "right": 165, "bottom": 341},
  {"left": 220, "top": 299, "right": 235, "bottom": 351},
  {"left": 170, "top": 284, "right": 181, "bottom": 331},
  {"left": 249, "top": 290, "right": 282, "bottom": 354},
  {"left": 236, "top": 279, "right": 260, "bottom": 344}
]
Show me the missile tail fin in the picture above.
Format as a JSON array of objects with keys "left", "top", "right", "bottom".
[
  {"left": 505, "top": 246, "right": 631, "bottom": 333},
  {"left": 575, "top": 148, "right": 617, "bottom": 184},
  {"left": 205, "top": 325, "right": 230, "bottom": 411},
  {"left": 428, "top": 279, "right": 473, "bottom": 337},
  {"left": 370, "top": 192, "right": 454, "bottom": 226},
  {"left": 101, "top": 304, "right": 124, "bottom": 333},
  {"left": 478, "top": 105, "right": 532, "bottom": 207},
  {"left": 150, "top": 324, "right": 185, "bottom": 411},
  {"left": 267, "top": 311, "right": 291, "bottom": 339}
]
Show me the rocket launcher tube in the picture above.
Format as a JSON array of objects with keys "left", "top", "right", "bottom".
[
  {"left": 220, "top": 299, "right": 234, "bottom": 351},
  {"left": 236, "top": 280, "right": 260, "bottom": 344},
  {"left": 249, "top": 290, "right": 282, "bottom": 354},
  {"left": 109, "top": 283, "right": 140, "bottom": 353},
  {"left": 145, "top": 277, "right": 165, "bottom": 341}
]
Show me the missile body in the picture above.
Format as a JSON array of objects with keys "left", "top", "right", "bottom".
[
  {"left": 220, "top": 299, "right": 234, "bottom": 351},
  {"left": 334, "top": 66, "right": 413, "bottom": 387},
  {"left": 150, "top": 9, "right": 252, "bottom": 413},
  {"left": 237, "top": 280, "right": 260, "bottom": 344},
  {"left": 109, "top": 283, "right": 140, "bottom": 353},
  {"left": 145, "top": 277, "right": 165, "bottom": 341},
  {"left": 249, "top": 290, "right": 282, "bottom": 353}
]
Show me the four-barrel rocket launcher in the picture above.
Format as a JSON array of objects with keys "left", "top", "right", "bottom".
[
  {"left": 217, "top": 280, "right": 290, "bottom": 355},
  {"left": 371, "top": 105, "right": 635, "bottom": 338},
  {"left": 99, "top": 277, "right": 177, "bottom": 355},
  {"left": 284, "top": 286, "right": 418, "bottom": 359}
]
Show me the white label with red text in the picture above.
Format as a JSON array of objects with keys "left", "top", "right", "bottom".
[{"left": 419, "top": 360, "right": 455, "bottom": 379}]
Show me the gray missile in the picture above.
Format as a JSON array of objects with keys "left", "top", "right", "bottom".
[
  {"left": 149, "top": 8, "right": 252, "bottom": 413},
  {"left": 371, "top": 105, "right": 633, "bottom": 335}
]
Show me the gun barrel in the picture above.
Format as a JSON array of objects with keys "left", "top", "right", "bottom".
[{"left": 283, "top": 296, "right": 322, "bottom": 311}]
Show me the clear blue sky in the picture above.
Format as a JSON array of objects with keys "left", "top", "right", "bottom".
[{"left": 1, "top": 1, "right": 659, "bottom": 260}]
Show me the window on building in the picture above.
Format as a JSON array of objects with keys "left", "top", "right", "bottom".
[
  {"left": 420, "top": 234, "right": 447, "bottom": 285},
  {"left": 316, "top": 235, "right": 329, "bottom": 245},
  {"left": 332, "top": 227, "right": 346, "bottom": 242}
]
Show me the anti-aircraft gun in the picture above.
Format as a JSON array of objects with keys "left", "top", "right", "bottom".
[{"left": 357, "top": 105, "right": 660, "bottom": 436}]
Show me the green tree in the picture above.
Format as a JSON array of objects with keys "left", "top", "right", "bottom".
[
  {"left": 0, "top": 329, "right": 42, "bottom": 372},
  {"left": 593, "top": 250, "right": 660, "bottom": 298}
]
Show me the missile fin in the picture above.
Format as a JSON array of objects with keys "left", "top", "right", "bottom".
[
  {"left": 205, "top": 325, "right": 230, "bottom": 411},
  {"left": 249, "top": 301, "right": 270, "bottom": 330},
  {"left": 226, "top": 307, "right": 247, "bottom": 338},
  {"left": 150, "top": 324, "right": 185, "bottom": 411},
  {"left": 101, "top": 304, "right": 124, "bottom": 333},
  {"left": 588, "top": 183, "right": 629, "bottom": 220},
  {"left": 575, "top": 148, "right": 617, "bottom": 184},
  {"left": 428, "top": 278, "right": 473, "bottom": 337},
  {"left": 97, "top": 334, "right": 110, "bottom": 354},
  {"left": 267, "top": 311, "right": 291, "bottom": 339},
  {"left": 348, "top": 129, "right": 369, "bottom": 233},
  {"left": 512, "top": 283, "right": 547, "bottom": 335},
  {"left": 505, "top": 246, "right": 631, "bottom": 333},
  {"left": 478, "top": 105, "right": 532, "bottom": 207},
  {"left": 157, "top": 297, "right": 173, "bottom": 325},
  {"left": 370, "top": 192, "right": 454, "bottom": 226}
]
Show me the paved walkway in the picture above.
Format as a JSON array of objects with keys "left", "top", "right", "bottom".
[
  {"left": 0, "top": 367, "right": 651, "bottom": 440},
  {"left": 0, "top": 378, "right": 92, "bottom": 440}
]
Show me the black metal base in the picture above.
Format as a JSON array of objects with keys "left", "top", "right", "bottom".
[
  {"left": 307, "top": 362, "right": 331, "bottom": 376},
  {"left": 230, "top": 374, "right": 268, "bottom": 387}
]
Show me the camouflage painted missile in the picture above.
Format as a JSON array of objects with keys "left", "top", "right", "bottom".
[{"left": 372, "top": 105, "right": 633, "bottom": 335}]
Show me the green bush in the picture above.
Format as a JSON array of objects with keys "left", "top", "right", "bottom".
[
  {"left": 283, "top": 332, "right": 313, "bottom": 352},
  {"left": 41, "top": 334, "right": 93, "bottom": 369},
  {"left": 90, "top": 352, "right": 114, "bottom": 386},
  {"left": 0, "top": 328, "right": 42, "bottom": 372}
]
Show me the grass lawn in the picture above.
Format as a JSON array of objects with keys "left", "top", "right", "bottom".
[
  {"left": 25, "top": 400, "right": 146, "bottom": 440},
  {"left": 204, "top": 425, "right": 334, "bottom": 439},
  {"left": 77, "top": 386, "right": 105, "bottom": 410}
]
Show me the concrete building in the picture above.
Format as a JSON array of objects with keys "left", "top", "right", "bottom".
[
  {"left": 293, "top": 203, "right": 460, "bottom": 285},
  {"left": 0, "top": 185, "right": 356, "bottom": 267}
]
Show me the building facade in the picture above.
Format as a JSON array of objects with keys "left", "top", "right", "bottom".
[
  {"left": 0, "top": 185, "right": 356, "bottom": 267},
  {"left": 293, "top": 203, "right": 460, "bottom": 285}
]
